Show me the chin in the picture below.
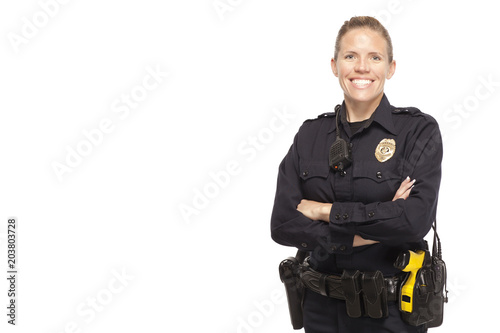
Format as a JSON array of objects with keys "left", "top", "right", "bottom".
[
  {"left": 350, "top": 93, "right": 373, "bottom": 101},
  {"left": 346, "top": 91, "right": 382, "bottom": 104}
]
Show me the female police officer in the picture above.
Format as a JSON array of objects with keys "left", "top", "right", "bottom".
[{"left": 270, "top": 16, "right": 442, "bottom": 333}]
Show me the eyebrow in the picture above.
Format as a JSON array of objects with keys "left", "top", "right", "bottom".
[
  {"left": 343, "top": 51, "right": 385, "bottom": 59},
  {"left": 344, "top": 50, "right": 384, "bottom": 56}
]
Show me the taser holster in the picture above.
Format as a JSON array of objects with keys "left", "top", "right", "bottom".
[
  {"left": 278, "top": 250, "right": 307, "bottom": 330},
  {"left": 395, "top": 222, "right": 448, "bottom": 328}
]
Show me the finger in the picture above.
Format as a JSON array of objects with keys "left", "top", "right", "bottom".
[
  {"left": 399, "top": 178, "right": 416, "bottom": 192},
  {"left": 393, "top": 178, "right": 416, "bottom": 201},
  {"left": 297, "top": 198, "right": 308, "bottom": 205},
  {"left": 296, "top": 199, "right": 308, "bottom": 211},
  {"left": 395, "top": 178, "right": 411, "bottom": 195},
  {"left": 400, "top": 185, "right": 415, "bottom": 200}
]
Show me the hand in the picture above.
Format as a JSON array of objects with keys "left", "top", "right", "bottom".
[
  {"left": 297, "top": 199, "right": 332, "bottom": 222},
  {"left": 393, "top": 176, "right": 415, "bottom": 201}
]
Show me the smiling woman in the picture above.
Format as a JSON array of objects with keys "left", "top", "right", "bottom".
[
  {"left": 331, "top": 18, "right": 396, "bottom": 122},
  {"left": 270, "top": 16, "right": 443, "bottom": 333}
]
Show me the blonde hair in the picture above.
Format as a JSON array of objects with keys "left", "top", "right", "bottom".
[{"left": 334, "top": 16, "right": 393, "bottom": 63}]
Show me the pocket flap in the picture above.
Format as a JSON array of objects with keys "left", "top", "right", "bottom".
[
  {"left": 299, "top": 161, "right": 330, "bottom": 180},
  {"left": 352, "top": 160, "right": 401, "bottom": 183}
]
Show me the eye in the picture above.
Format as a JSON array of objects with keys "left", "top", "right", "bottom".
[
  {"left": 345, "top": 54, "right": 355, "bottom": 60},
  {"left": 371, "top": 55, "right": 382, "bottom": 61}
]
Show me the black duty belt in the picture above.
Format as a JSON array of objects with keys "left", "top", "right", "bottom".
[{"left": 301, "top": 264, "right": 404, "bottom": 318}]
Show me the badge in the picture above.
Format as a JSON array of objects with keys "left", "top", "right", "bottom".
[{"left": 375, "top": 138, "right": 396, "bottom": 162}]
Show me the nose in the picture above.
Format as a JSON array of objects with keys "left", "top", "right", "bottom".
[{"left": 355, "top": 57, "right": 370, "bottom": 73}]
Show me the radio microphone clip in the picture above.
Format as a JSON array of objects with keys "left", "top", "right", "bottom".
[{"left": 329, "top": 105, "right": 352, "bottom": 174}]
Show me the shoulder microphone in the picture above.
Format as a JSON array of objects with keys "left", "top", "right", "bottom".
[{"left": 329, "top": 105, "right": 352, "bottom": 173}]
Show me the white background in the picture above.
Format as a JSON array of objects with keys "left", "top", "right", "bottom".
[{"left": 1, "top": 0, "right": 499, "bottom": 332}]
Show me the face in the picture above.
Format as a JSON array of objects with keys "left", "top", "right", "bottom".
[{"left": 331, "top": 28, "right": 396, "bottom": 107}]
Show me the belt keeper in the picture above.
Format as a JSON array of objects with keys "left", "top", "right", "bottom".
[
  {"left": 318, "top": 274, "right": 328, "bottom": 297},
  {"left": 341, "top": 270, "right": 363, "bottom": 318},
  {"left": 362, "top": 270, "right": 388, "bottom": 319}
]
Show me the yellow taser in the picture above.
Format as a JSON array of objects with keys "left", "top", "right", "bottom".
[{"left": 394, "top": 249, "right": 429, "bottom": 313}]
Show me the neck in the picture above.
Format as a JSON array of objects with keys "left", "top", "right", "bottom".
[{"left": 344, "top": 93, "right": 384, "bottom": 122}]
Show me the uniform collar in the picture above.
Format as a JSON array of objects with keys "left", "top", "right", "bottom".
[
  {"left": 370, "top": 94, "right": 397, "bottom": 135},
  {"left": 329, "top": 94, "right": 397, "bottom": 136}
]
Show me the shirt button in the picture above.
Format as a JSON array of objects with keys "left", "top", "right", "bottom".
[
  {"left": 339, "top": 245, "right": 346, "bottom": 251},
  {"left": 335, "top": 214, "right": 340, "bottom": 220},
  {"left": 331, "top": 245, "right": 337, "bottom": 251},
  {"left": 368, "top": 212, "right": 375, "bottom": 218},
  {"left": 376, "top": 171, "right": 382, "bottom": 179},
  {"left": 302, "top": 170, "right": 309, "bottom": 177},
  {"left": 301, "top": 242, "right": 308, "bottom": 248},
  {"left": 343, "top": 214, "right": 349, "bottom": 220}
]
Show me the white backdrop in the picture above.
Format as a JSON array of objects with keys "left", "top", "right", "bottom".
[{"left": 1, "top": 0, "right": 499, "bottom": 332}]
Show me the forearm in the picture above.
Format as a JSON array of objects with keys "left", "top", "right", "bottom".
[
  {"left": 296, "top": 199, "right": 332, "bottom": 222},
  {"left": 329, "top": 196, "right": 436, "bottom": 245},
  {"left": 296, "top": 199, "right": 379, "bottom": 247}
]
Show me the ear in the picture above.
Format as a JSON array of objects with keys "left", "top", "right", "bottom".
[
  {"left": 386, "top": 60, "right": 396, "bottom": 79},
  {"left": 331, "top": 58, "right": 338, "bottom": 77}
]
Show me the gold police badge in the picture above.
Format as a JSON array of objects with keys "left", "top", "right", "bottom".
[{"left": 375, "top": 138, "right": 396, "bottom": 162}]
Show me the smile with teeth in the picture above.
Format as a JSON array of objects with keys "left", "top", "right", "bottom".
[{"left": 351, "top": 79, "right": 373, "bottom": 88}]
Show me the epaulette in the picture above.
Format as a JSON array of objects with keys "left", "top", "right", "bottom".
[
  {"left": 304, "top": 111, "right": 336, "bottom": 123},
  {"left": 391, "top": 106, "right": 421, "bottom": 115},
  {"left": 317, "top": 111, "right": 336, "bottom": 118}
]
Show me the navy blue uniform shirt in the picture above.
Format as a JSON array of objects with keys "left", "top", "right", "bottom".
[{"left": 270, "top": 94, "right": 443, "bottom": 276}]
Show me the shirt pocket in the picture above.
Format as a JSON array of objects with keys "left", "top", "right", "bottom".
[
  {"left": 352, "top": 159, "right": 402, "bottom": 203},
  {"left": 299, "top": 160, "right": 332, "bottom": 202}
]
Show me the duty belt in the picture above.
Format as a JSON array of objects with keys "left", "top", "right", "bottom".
[{"left": 301, "top": 263, "right": 403, "bottom": 318}]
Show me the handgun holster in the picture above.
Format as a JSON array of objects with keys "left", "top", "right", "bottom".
[{"left": 279, "top": 251, "right": 306, "bottom": 329}]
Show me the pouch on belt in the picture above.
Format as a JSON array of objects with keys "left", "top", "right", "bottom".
[{"left": 361, "top": 270, "right": 388, "bottom": 319}]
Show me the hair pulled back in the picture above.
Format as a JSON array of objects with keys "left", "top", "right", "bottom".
[{"left": 334, "top": 16, "right": 393, "bottom": 63}]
